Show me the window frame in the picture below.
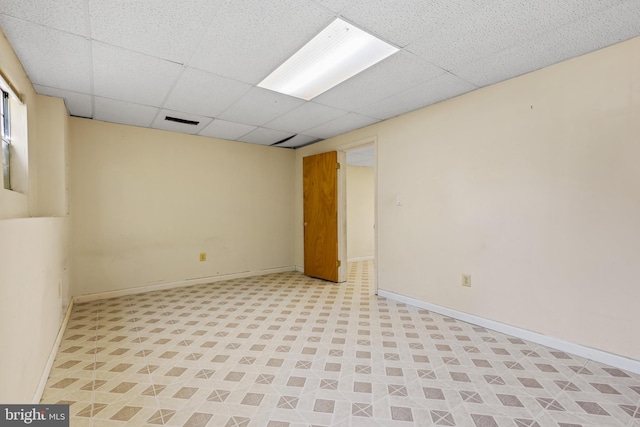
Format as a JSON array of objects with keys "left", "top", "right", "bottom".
[{"left": 1, "top": 89, "right": 10, "bottom": 190}]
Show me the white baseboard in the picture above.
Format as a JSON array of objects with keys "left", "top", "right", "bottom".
[
  {"left": 378, "top": 289, "right": 640, "bottom": 375},
  {"left": 33, "top": 299, "right": 74, "bottom": 404},
  {"left": 347, "top": 256, "right": 374, "bottom": 262},
  {"left": 74, "top": 266, "right": 296, "bottom": 303},
  {"left": 295, "top": 266, "right": 304, "bottom": 273}
]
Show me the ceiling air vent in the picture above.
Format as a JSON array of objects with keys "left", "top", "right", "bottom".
[{"left": 164, "top": 116, "right": 199, "bottom": 126}]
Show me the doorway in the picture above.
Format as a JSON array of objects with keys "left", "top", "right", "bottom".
[
  {"left": 300, "top": 138, "right": 378, "bottom": 290},
  {"left": 341, "top": 138, "right": 377, "bottom": 293},
  {"left": 345, "top": 148, "right": 375, "bottom": 261}
]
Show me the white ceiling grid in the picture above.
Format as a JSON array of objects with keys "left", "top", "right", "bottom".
[
  {"left": 238, "top": 127, "right": 293, "bottom": 146},
  {"left": 0, "top": 0, "right": 639, "bottom": 148},
  {"left": 0, "top": 16, "right": 92, "bottom": 93},
  {"left": 87, "top": 0, "right": 225, "bottom": 64},
  {"left": 163, "top": 68, "right": 252, "bottom": 118},
  {"left": 305, "top": 113, "right": 379, "bottom": 140},
  {"left": 199, "top": 119, "right": 257, "bottom": 141},
  {"left": 356, "top": 72, "right": 478, "bottom": 120},
  {"left": 94, "top": 97, "right": 159, "bottom": 128},
  {"left": 33, "top": 84, "right": 93, "bottom": 118},
  {"left": 91, "top": 42, "right": 183, "bottom": 106},
  {"left": 187, "top": 0, "right": 334, "bottom": 84},
  {"left": 217, "top": 87, "right": 305, "bottom": 127},
  {"left": 265, "top": 102, "right": 347, "bottom": 134},
  {"left": 312, "top": 50, "right": 446, "bottom": 111}
]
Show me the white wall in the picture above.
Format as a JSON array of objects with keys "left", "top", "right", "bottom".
[
  {"left": 0, "top": 30, "right": 71, "bottom": 403},
  {"left": 347, "top": 165, "right": 374, "bottom": 260},
  {"left": 296, "top": 37, "right": 640, "bottom": 361},
  {"left": 70, "top": 119, "right": 295, "bottom": 297}
]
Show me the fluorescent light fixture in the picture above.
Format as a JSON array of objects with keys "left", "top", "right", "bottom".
[{"left": 258, "top": 18, "right": 399, "bottom": 100}]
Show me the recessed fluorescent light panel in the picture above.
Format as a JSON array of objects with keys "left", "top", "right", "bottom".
[{"left": 258, "top": 18, "right": 399, "bottom": 100}]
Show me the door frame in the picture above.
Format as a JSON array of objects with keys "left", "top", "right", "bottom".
[{"left": 337, "top": 136, "right": 378, "bottom": 294}]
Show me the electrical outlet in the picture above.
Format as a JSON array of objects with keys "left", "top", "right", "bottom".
[
  {"left": 199, "top": 252, "right": 206, "bottom": 262},
  {"left": 462, "top": 274, "right": 471, "bottom": 287}
]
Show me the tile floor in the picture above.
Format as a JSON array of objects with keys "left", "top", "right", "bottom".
[{"left": 41, "top": 261, "right": 640, "bottom": 426}]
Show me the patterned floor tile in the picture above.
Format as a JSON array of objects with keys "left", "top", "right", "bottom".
[{"left": 40, "top": 261, "right": 640, "bottom": 426}]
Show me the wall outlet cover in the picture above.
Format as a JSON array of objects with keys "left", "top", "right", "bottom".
[{"left": 462, "top": 274, "right": 471, "bottom": 287}]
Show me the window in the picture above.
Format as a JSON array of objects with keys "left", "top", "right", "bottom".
[{"left": 1, "top": 89, "right": 10, "bottom": 190}]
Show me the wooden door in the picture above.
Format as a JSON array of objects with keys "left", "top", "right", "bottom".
[{"left": 303, "top": 151, "right": 339, "bottom": 282}]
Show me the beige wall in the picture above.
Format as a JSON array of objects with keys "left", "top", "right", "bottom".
[
  {"left": 347, "top": 165, "right": 374, "bottom": 260},
  {"left": 0, "top": 217, "right": 69, "bottom": 403},
  {"left": 0, "top": 30, "right": 71, "bottom": 402},
  {"left": 70, "top": 119, "right": 295, "bottom": 296},
  {"left": 296, "top": 37, "right": 640, "bottom": 361},
  {"left": 35, "top": 95, "right": 69, "bottom": 217}
]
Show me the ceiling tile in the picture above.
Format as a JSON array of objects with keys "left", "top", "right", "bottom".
[
  {"left": 163, "top": 68, "right": 252, "bottom": 118},
  {"left": 237, "top": 127, "right": 294, "bottom": 145},
  {"left": 311, "top": 0, "right": 351, "bottom": 13},
  {"left": 552, "top": 0, "right": 640, "bottom": 52},
  {"left": 218, "top": 87, "right": 305, "bottom": 127},
  {"left": 151, "top": 109, "right": 213, "bottom": 135},
  {"left": 304, "top": 113, "right": 379, "bottom": 139},
  {"left": 277, "top": 134, "right": 320, "bottom": 148},
  {"left": 340, "top": 0, "right": 486, "bottom": 47},
  {"left": 356, "top": 73, "right": 477, "bottom": 120},
  {"left": 0, "top": 16, "right": 92, "bottom": 93},
  {"left": 407, "top": 0, "right": 628, "bottom": 70},
  {"left": 4, "top": 0, "right": 640, "bottom": 148},
  {"left": 264, "top": 102, "right": 347, "bottom": 133},
  {"left": 94, "top": 97, "right": 159, "bottom": 128},
  {"left": 0, "top": 0, "right": 88, "bottom": 36},
  {"left": 313, "top": 50, "right": 445, "bottom": 111},
  {"left": 198, "top": 119, "right": 256, "bottom": 141},
  {"left": 450, "top": 1, "right": 640, "bottom": 88},
  {"left": 92, "top": 42, "right": 183, "bottom": 106},
  {"left": 188, "top": 0, "right": 334, "bottom": 84},
  {"left": 33, "top": 85, "right": 93, "bottom": 118},
  {"left": 88, "top": 0, "right": 225, "bottom": 63}
]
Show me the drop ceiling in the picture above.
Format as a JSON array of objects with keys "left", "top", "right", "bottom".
[{"left": 1, "top": 0, "right": 639, "bottom": 149}]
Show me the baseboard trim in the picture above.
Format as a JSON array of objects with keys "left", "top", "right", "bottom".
[
  {"left": 347, "top": 256, "right": 374, "bottom": 262},
  {"left": 74, "top": 266, "right": 296, "bottom": 303},
  {"left": 295, "top": 266, "right": 304, "bottom": 273},
  {"left": 378, "top": 289, "right": 640, "bottom": 375},
  {"left": 33, "top": 299, "right": 74, "bottom": 404}
]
